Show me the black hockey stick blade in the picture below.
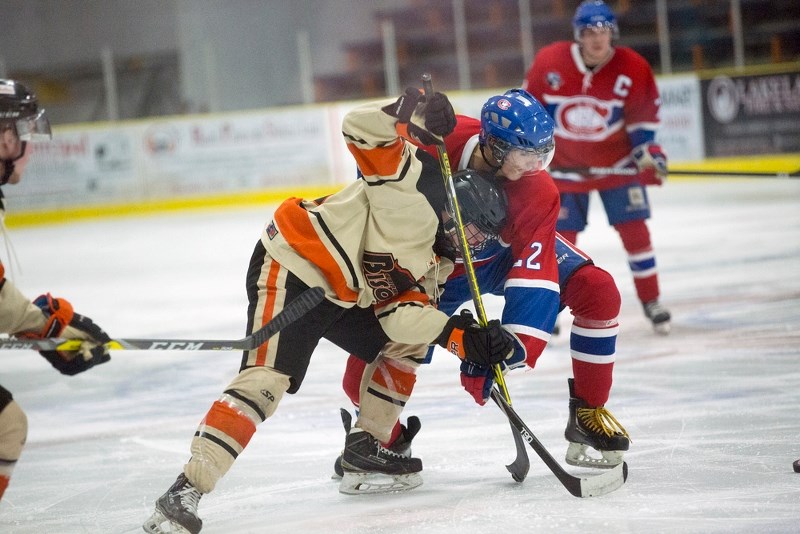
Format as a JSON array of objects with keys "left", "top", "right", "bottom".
[
  {"left": 490, "top": 388, "right": 628, "bottom": 497},
  {"left": 0, "top": 286, "right": 325, "bottom": 352},
  {"left": 505, "top": 417, "right": 531, "bottom": 483}
]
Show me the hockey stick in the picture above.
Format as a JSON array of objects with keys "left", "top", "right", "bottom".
[
  {"left": 552, "top": 166, "right": 800, "bottom": 178},
  {"left": 0, "top": 286, "right": 325, "bottom": 352},
  {"left": 421, "top": 73, "right": 529, "bottom": 483},
  {"left": 666, "top": 168, "right": 798, "bottom": 178},
  {"left": 420, "top": 73, "right": 511, "bottom": 404},
  {"left": 491, "top": 388, "right": 628, "bottom": 497}
]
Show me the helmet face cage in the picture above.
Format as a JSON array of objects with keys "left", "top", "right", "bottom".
[
  {"left": 441, "top": 169, "right": 508, "bottom": 257},
  {"left": 572, "top": 1, "right": 619, "bottom": 41}
]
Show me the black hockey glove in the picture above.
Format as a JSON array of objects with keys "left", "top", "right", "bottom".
[
  {"left": 30, "top": 294, "right": 112, "bottom": 376},
  {"left": 436, "top": 309, "right": 515, "bottom": 367},
  {"left": 382, "top": 87, "right": 456, "bottom": 146}
]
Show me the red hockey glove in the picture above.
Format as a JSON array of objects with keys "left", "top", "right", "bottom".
[
  {"left": 28, "top": 294, "right": 112, "bottom": 376},
  {"left": 460, "top": 360, "right": 494, "bottom": 405},
  {"left": 382, "top": 87, "right": 456, "bottom": 146},
  {"left": 632, "top": 143, "right": 668, "bottom": 182},
  {"left": 436, "top": 309, "right": 515, "bottom": 367}
]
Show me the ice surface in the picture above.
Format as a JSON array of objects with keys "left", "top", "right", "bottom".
[{"left": 1, "top": 178, "right": 799, "bottom": 533}]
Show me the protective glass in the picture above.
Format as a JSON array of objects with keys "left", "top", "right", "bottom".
[
  {"left": 15, "top": 109, "right": 52, "bottom": 141},
  {"left": 504, "top": 143, "right": 555, "bottom": 173}
]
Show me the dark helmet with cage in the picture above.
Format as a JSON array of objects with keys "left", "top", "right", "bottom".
[
  {"left": 437, "top": 169, "right": 508, "bottom": 258},
  {"left": 572, "top": 0, "right": 619, "bottom": 41},
  {"left": 0, "top": 79, "right": 52, "bottom": 141},
  {"left": 479, "top": 88, "right": 555, "bottom": 173}
]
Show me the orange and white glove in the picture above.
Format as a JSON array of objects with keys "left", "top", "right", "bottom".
[{"left": 23, "top": 293, "right": 112, "bottom": 376}]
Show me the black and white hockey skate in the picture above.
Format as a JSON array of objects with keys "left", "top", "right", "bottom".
[
  {"left": 337, "top": 410, "right": 423, "bottom": 495},
  {"left": 643, "top": 300, "right": 671, "bottom": 335},
  {"left": 142, "top": 473, "right": 203, "bottom": 534},
  {"left": 564, "top": 379, "right": 630, "bottom": 469},
  {"left": 333, "top": 408, "right": 421, "bottom": 479}
]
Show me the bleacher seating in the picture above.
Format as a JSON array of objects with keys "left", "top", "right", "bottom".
[
  {"left": 313, "top": 0, "right": 800, "bottom": 103},
  {"left": 8, "top": 1, "right": 799, "bottom": 120}
]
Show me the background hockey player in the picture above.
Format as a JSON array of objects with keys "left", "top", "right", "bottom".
[
  {"left": 142, "top": 87, "right": 516, "bottom": 534},
  {"left": 338, "top": 88, "right": 630, "bottom": 480},
  {"left": 0, "top": 79, "right": 111, "bottom": 502},
  {"left": 523, "top": 0, "right": 672, "bottom": 334}
]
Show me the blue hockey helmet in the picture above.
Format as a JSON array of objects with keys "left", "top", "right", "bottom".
[
  {"left": 479, "top": 89, "right": 555, "bottom": 172},
  {"left": 572, "top": 1, "right": 619, "bottom": 41}
]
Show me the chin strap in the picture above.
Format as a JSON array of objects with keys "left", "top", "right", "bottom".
[
  {"left": 0, "top": 161, "right": 13, "bottom": 186},
  {"left": 479, "top": 143, "right": 503, "bottom": 173}
]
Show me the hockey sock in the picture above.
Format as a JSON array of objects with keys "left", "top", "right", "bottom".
[
  {"left": 562, "top": 265, "right": 620, "bottom": 407},
  {"left": 614, "top": 219, "right": 660, "bottom": 303}
]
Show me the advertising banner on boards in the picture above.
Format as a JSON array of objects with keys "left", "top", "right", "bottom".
[{"left": 702, "top": 69, "right": 800, "bottom": 157}]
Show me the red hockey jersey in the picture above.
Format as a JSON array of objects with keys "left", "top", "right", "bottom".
[
  {"left": 524, "top": 41, "right": 662, "bottom": 192},
  {"left": 417, "top": 116, "right": 561, "bottom": 362}
]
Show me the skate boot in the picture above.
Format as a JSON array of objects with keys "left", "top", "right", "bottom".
[
  {"left": 643, "top": 300, "right": 671, "bottom": 335},
  {"left": 333, "top": 408, "right": 421, "bottom": 478},
  {"left": 332, "top": 408, "right": 353, "bottom": 479},
  {"left": 143, "top": 473, "right": 203, "bottom": 534},
  {"left": 564, "top": 379, "right": 630, "bottom": 469},
  {"left": 338, "top": 414, "right": 423, "bottom": 495}
]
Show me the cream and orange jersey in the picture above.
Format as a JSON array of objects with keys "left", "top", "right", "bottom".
[
  {"left": 262, "top": 98, "right": 453, "bottom": 346},
  {"left": 0, "top": 261, "right": 51, "bottom": 336}
]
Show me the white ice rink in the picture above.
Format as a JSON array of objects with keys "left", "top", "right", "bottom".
[{"left": 1, "top": 177, "right": 799, "bottom": 533}]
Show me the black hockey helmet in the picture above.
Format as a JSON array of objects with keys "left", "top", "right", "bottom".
[
  {"left": 0, "top": 79, "right": 51, "bottom": 140},
  {"left": 437, "top": 169, "right": 508, "bottom": 258}
]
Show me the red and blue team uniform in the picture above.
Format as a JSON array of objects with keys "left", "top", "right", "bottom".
[
  {"left": 523, "top": 41, "right": 661, "bottom": 193},
  {"left": 420, "top": 116, "right": 561, "bottom": 367},
  {"left": 343, "top": 115, "right": 621, "bottom": 410},
  {"left": 524, "top": 41, "right": 665, "bottom": 306}
]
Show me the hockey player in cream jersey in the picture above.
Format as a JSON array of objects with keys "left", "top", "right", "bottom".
[
  {"left": 143, "top": 87, "right": 516, "bottom": 534},
  {"left": 0, "top": 79, "right": 112, "bottom": 502}
]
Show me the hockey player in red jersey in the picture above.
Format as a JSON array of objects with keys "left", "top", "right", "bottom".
[
  {"left": 143, "top": 88, "right": 517, "bottom": 533},
  {"left": 523, "top": 0, "right": 671, "bottom": 334},
  {"left": 336, "top": 88, "right": 630, "bottom": 486},
  {"left": 0, "top": 79, "right": 112, "bottom": 502}
]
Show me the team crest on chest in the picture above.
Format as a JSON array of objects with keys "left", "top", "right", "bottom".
[
  {"left": 555, "top": 96, "right": 620, "bottom": 141},
  {"left": 546, "top": 71, "right": 562, "bottom": 90},
  {"left": 363, "top": 251, "right": 415, "bottom": 303}
]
